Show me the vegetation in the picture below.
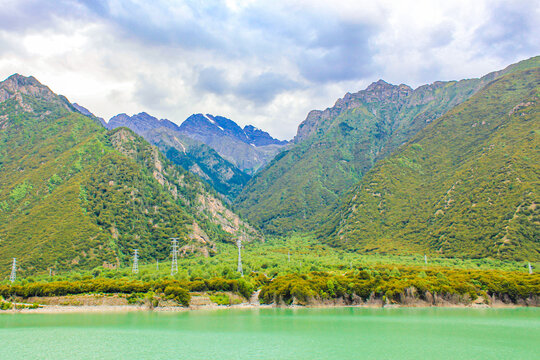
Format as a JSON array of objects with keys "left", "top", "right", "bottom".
[
  {"left": 0, "top": 242, "right": 537, "bottom": 308},
  {"left": 0, "top": 235, "right": 537, "bottom": 308},
  {"left": 323, "top": 66, "right": 540, "bottom": 260},
  {"left": 0, "top": 277, "right": 256, "bottom": 307},
  {"left": 259, "top": 267, "right": 539, "bottom": 306}
]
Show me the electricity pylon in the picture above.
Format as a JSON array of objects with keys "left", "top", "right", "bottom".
[
  {"left": 237, "top": 238, "right": 243, "bottom": 276},
  {"left": 9, "top": 258, "right": 16, "bottom": 283},
  {"left": 132, "top": 249, "right": 139, "bottom": 274},
  {"left": 170, "top": 238, "right": 179, "bottom": 275}
]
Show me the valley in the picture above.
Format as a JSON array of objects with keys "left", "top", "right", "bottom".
[{"left": 0, "top": 56, "right": 538, "bottom": 312}]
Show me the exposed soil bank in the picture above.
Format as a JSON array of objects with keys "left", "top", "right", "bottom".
[{"left": 1, "top": 294, "right": 536, "bottom": 313}]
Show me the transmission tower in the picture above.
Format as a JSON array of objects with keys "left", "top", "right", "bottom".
[
  {"left": 156, "top": 259, "right": 159, "bottom": 271},
  {"left": 237, "top": 238, "right": 243, "bottom": 276},
  {"left": 529, "top": 262, "right": 533, "bottom": 274},
  {"left": 132, "top": 249, "right": 139, "bottom": 274},
  {"left": 170, "top": 238, "right": 179, "bottom": 275},
  {"left": 424, "top": 254, "right": 428, "bottom": 265},
  {"left": 9, "top": 258, "right": 16, "bottom": 283},
  {"left": 287, "top": 250, "right": 290, "bottom": 262}
]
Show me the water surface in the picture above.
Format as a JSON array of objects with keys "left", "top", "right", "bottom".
[{"left": 1, "top": 307, "right": 538, "bottom": 359}]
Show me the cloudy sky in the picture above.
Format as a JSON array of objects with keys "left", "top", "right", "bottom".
[{"left": 1, "top": 0, "right": 538, "bottom": 139}]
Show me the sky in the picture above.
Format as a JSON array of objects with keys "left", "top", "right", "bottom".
[{"left": 0, "top": 0, "right": 539, "bottom": 140}]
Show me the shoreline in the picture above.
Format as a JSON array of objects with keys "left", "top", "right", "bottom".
[{"left": 1, "top": 302, "right": 532, "bottom": 314}]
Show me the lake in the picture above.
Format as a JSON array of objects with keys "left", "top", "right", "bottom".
[{"left": 0, "top": 307, "right": 538, "bottom": 359}]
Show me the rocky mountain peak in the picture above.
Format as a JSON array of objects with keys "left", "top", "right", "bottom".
[
  {"left": 243, "top": 125, "right": 288, "bottom": 146},
  {"left": 0, "top": 73, "right": 72, "bottom": 113},
  {"left": 0, "top": 73, "right": 58, "bottom": 103},
  {"left": 358, "top": 79, "right": 413, "bottom": 102},
  {"left": 108, "top": 112, "right": 179, "bottom": 133},
  {"left": 365, "top": 79, "right": 392, "bottom": 91},
  {"left": 5, "top": 73, "right": 42, "bottom": 86}
]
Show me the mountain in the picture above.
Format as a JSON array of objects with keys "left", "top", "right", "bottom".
[
  {"left": 105, "top": 112, "right": 288, "bottom": 197},
  {"left": 108, "top": 112, "right": 179, "bottom": 133},
  {"left": 0, "top": 74, "right": 258, "bottom": 275},
  {"left": 72, "top": 103, "right": 107, "bottom": 127},
  {"left": 105, "top": 112, "right": 252, "bottom": 198},
  {"left": 177, "top": 113, "right": 288, "bottom": 174},
  {"left": 321, "top": 63, "right": 540, "bottom": 261},
  {"left": 143, "top": 127, "right": 251, "bottom": 199},
  {"left": 244, "top": 125, "right": 288, "bottom": 146},
  {"left": 234, "top": 56, "right": 540, "bottom": 235}
]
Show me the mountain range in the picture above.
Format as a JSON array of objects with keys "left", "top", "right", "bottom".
[
  {"left": 107, "top": 112, "right": 288, "bottom": 172},
  {"left": 0, "top": 55, "right": 538, "bottom": 275},
  {"left": 95, "top": 111, "right": 288, "bottom": 198}
]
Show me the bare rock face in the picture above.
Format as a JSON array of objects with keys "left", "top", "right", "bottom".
[
  {"left": 0, "top": 74, "right": 72, "bottom": 112},
  {"left": 0, "top": 74, "right": 53, "bottom": 101},
  {"left": 108, "top": 112, "right": 179, "bottom": 133},
  {"left": 177, "top": 113, "right": 288, "bottom": 174},
  {"left": 293, "top": 80, "right": 413, "bottom": 144}
]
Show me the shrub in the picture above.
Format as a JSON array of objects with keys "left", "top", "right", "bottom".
[{"left": 164, "top": 286, "right": 190, "bottom": 306}]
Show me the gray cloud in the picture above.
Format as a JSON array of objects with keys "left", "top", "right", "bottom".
[
  {"left": 298, "top": 21, "right": 378, "bottom": 83},
  {"left": 196, "top": 67, "right": 229, "bottom": 95},
  {"left": 240, "top": 4, "right": 381, "bottom": 83},
  {"left": 0, "top": 0, "right": 93, "bottom": 33},
  {"left": 474, "top": 0, "right": 540, "bottom": 58},
  {"left": 197, "top": 68, "right": 301, "bottom": 104},
  {"left": 427, "top": 22, "right": 455, "bottom": 48},
  {"left": 0, "top": 0, "right": 380, "bottom": 104},
  {"left": 79, "top": 0, "right": 224, "bottom": 49},
  {"left": 133, "top": 74, "right": 171, "bottom": 109},
  {"left": 235, "top": 72, "right": 301, "bottom": 104}
]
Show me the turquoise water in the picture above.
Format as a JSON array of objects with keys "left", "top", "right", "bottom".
[{"left": 0, "top": 308, "right": 538, "bottom": 359}]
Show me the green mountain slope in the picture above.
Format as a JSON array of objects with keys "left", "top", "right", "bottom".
[
  {"left": 322, "top": 66, "right": 540, "bottom": 261},
  {"left": 0, "top": 75, "right": 257, "bottom": 275},
  {"left": 235, "top": 56, "right": 540, "bottom": 235}
]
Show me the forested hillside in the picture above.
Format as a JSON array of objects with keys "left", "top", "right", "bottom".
[
  {"left": 322, "top": 66, "right": 539, "bottom": 261},
  {"left": 235, "top": 57, "right": 540, "bottom": 235},
  {"left": 0, "top": 75, "right": 257, "bottom": 275}
]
